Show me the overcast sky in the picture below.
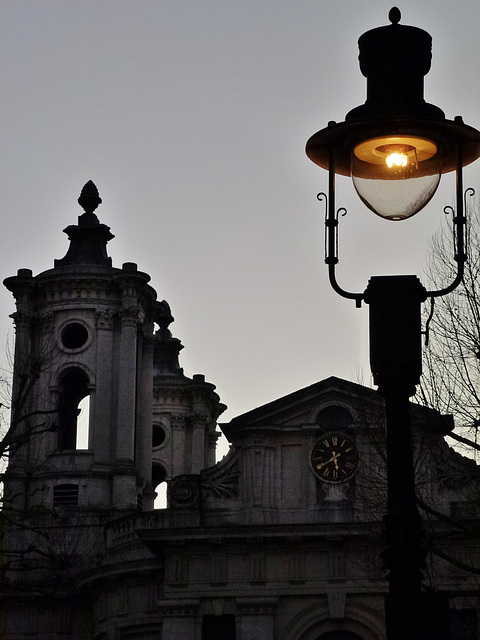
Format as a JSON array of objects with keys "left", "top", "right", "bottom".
[{"left": 2, "top": 1, "right": 480, "bottom": 445}]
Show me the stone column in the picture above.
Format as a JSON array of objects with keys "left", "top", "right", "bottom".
[
  {"left": 115, "top": 307, "right": 138, "bottom": 462},
  {"left": 206, "top": 430, "right": 220, "bottom": 468},
  {"left": 112, "top": 298, "right": 139, "bottom": 508},
  {"left": 135, "top": 331, "right": 154, "bottom": 509}
]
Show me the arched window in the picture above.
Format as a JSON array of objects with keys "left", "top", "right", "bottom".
[
  {"left": 152, "top": 463, "right": 167, "bottom": 508},
  {"left": 76, "top": 395, "right": 90, "bottom": 448},
  {"left": 152, "top": 423, "right": 166, "bottom": 448},
  {"left": 316, "top": 405, "right": 352, "bottom": 432},
  {"left": 57, "top": 368, "right": 90, "bottom": 450}
]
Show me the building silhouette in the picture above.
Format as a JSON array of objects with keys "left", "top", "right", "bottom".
[{"left": 1, "top": 184, "right": 479, "bottom": 639}]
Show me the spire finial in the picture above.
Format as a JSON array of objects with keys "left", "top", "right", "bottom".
[
  {"left": 54, "top": 182, "right": 113, "bottom": 267},
  {"left": 78, "top": 180, "right": 102, "bottom": 214},
  {"left": 153, "top": 300, "right": 185, "bottom": 376},
  {"left": 389, "top": 7, "right": 401, "bottom": 24}
]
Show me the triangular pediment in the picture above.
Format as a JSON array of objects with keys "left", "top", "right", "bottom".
[{"left": 221, "top": 376, "right": 382, "bottom": 441}]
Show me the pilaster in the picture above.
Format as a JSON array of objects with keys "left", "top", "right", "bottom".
[
  {"left": 115, "top": 305, "right": 139, "bottom": 463},
  {"left": 136, "top": 331, "right": 155, "bottom": 506},
  {"left": 93, "top": 309, "right": 114, "bottom": 465},
  {"left": 190, "top": 411, "right": 209, "bottom": 473},
  {"left": 171, "top": 415, "right": 187, "bottom": 476}
]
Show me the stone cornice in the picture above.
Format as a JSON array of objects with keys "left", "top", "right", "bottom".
[
  {"left": 236, "top": 597, "right": 278, "bottom": 615},
  {"left": 157, "top": 599, "right": 199, "bottom": 617},
  {"left": 132, "top": 520, "right": 384, "bottom": 549}
]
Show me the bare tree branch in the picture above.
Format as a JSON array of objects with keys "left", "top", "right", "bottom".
[{"left": 418, "top": 199, "right": 480, "bottom": 460}]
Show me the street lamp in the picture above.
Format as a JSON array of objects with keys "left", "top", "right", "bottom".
[{"left": 306, "top": 8, "right": 480, "bottom": 640}]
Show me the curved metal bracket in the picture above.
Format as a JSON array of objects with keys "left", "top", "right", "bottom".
[
  {"left": 322, "top": 145, "right": 472, "bottom": 307},
  {"left": 323, "top": 150, "right": 364, "bottom": 307},
  {"left": 426, "top": 146, "right": 474, "bottom": 298}
]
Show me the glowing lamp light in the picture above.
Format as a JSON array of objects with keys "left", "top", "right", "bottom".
[
  {"left": 351, "top": 135, "right": 441, "bottom": 221},
  {"left": 386, "top": 153, "right": 408, "bottom": 168},
  {"left": 303, "top": 10, "right": 480, "bottom": 639},
  {"left": 305, "top": 8, "right": 480, "bottom": 223}
]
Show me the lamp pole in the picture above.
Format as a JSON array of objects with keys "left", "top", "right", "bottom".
[
  {"left": 365, "top": 275, "right": 425, "bottom": 640},
  {"left": 305, "top": 8, "right": 480, "bottom": 640}
]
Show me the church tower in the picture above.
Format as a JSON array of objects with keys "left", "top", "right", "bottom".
[
  {"left": 151, "top": 300, "right": 225, "bottom": 494},
  {"left": 2, "top": 181, "right": 224, "bottom": 515}
]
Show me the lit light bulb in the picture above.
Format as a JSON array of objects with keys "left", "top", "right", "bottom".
[
  {"left": 386, "top": 152, "right": 408, "bottom": 168},
  {"left": 351, "top": 135, "right": 441, "bottom": 220}
]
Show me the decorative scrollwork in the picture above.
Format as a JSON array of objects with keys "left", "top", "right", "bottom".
[
  {"left": 202, "top": 462, "right": 240, "bottom": 500},
  {"left": 317, "top": 193, "right": 348, "bottom": 220},
  {"left": 317, "top": 191, "right": 327, "bottom": 206},
  {"left": 319, "top": 192, "right": 348, "bottom": 265},
  {"left": 190, "top": 412, "right": 210, "bottom": 427},
  {"left": 444, "top": 189, "right": 475, "bottom": 218},
  {"left": 170, "top": 414, "right": 187, "bottom": 430},
  {"left": 95, "top": 309, "right": 115, "bottom": 330},
  {"left": 465, "top": 187, "right": 475, "bottom": 213},
  {"left": 169, "top": 475, "right": 200, "bottom": 509}
]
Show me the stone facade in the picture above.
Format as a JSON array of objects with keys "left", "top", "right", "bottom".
[{"left": 1, "top": 184, "right": 479, "bottom": 639}]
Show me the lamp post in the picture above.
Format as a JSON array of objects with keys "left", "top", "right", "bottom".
[{"left": 306, "top": 8, "right": 480, "bottom": 640}]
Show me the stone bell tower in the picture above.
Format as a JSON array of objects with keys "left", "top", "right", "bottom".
[
  {"left": 3, "top": 181, "right": 225, "bottom": 518},
  {"left": 3, "top": 181, "right": 159, "bottom": 512},
  {"left": 151, "top": 300, "right": 225, "bottom": 492}
]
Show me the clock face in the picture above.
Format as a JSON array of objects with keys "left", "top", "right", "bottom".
[{"left": 310, "top": 433, "right": 359, "bottom": 483}]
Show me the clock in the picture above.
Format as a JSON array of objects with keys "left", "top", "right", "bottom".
[{"left": 310, "top": 433, "right": 359, "bottom": 483}]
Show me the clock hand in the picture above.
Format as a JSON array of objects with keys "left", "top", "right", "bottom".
[
  {"left": 333, "top": 452, "right": 340, "bottom": 471},
  {"left": 316, "top": 451, "right": 343, "bottom": 470},
  {"left": 316, "top": 454, "right": 336, "bottom": 469}
]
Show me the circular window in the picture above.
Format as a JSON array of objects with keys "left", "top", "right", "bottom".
[
  {"left": 60, "top": 322, "right": 89, "bottom": 350},
  {"left": 152, "top": 424, "right": 166, "bottom": 448}
]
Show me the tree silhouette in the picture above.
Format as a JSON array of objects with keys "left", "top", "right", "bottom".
[{"left": 418, "top": 199, "right": 480, "bottom": 462}]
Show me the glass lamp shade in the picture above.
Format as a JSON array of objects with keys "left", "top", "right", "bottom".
[{"left": 351, "top": 135, "right": 442, "bottom": 220}]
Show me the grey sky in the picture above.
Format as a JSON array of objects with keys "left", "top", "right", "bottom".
[{"left": 2, "top": 1, "right": 480, "bottom": 438}]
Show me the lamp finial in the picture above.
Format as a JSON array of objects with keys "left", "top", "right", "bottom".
[{"left": 389, "top": 7, "right": 401, "bottom": 24}]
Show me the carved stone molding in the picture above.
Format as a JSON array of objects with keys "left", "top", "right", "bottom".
[
  {"left": 190, "top": 412, "right": 210, "bottom": 428},
  {"left": 170, "top": 414, "right": 187, "bottom": 431},
  {"left": 34, "top": 311, "right": 55, "bottom": 333},
  {"left": 157, "top": 599, "right": 199, "bottom": 617},
  {"left": 207, "top": 431, "right": 222, "bottom": 445},
  {"left": 95, "top": 309, "right": 116, "bottom": 330},
  {"left": 236, "top": 597, "right": 277, "bottom": 616},
  {"left": 10, "top": 310, "right": 33, "bottom": 329},
  {"left": 120, "top": 305, "right": 142, "bottom": 327}
]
